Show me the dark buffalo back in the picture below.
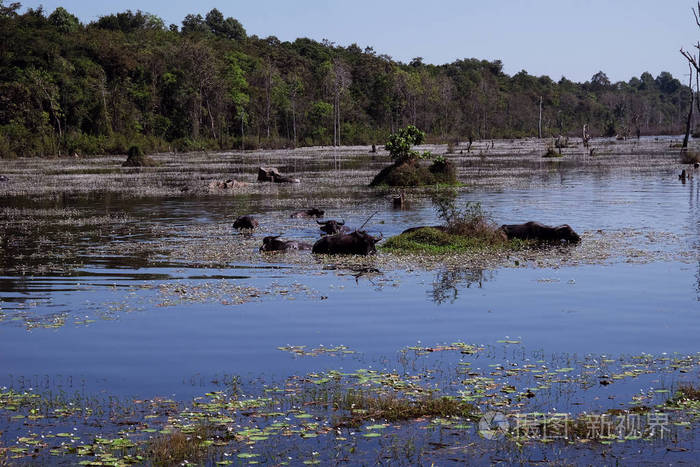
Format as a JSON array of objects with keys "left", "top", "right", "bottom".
[
  {"left": 312, "top": 231, "right": 379, "bottom": 255},
  {"left": 499, "top": 221, "right": 580, "bottom": 243},
  {"left": 233, "top": 215, "right": 258, "bottom": 229}
]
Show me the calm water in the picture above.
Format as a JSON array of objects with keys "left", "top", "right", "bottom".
[{"left": 1, "top": 162, "right": 698, "bottom": 404}]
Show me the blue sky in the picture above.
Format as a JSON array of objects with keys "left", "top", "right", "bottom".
[{"left": 18, "top": 0, "right": 699, "bottom": 84}]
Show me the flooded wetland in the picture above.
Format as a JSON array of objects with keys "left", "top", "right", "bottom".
[{"left": 1, "top": 137, "right": 700, "bottom": 465}]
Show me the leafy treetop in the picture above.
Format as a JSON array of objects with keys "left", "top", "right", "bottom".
[{"left": 385, "top": 125, "right": 432, "bottom": 163}]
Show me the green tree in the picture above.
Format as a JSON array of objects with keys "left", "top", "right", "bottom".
[
  {"left": 226, "top": 51, "right": 250, "bottom": 144},
  {"left": 205, "top": 8, "right": 246, "bottom": 40},
  {"left": 385, "top": 125, "right": 427, "bottom": 162},
  {"left": 48, "top": 7, "right": 79, "bottom": 33}
]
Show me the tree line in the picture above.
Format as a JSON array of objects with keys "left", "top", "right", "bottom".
[{"left": 0, "top": 3, "right": 693, "bottom": 157}]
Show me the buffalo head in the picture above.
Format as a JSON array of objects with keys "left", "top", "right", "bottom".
[
  {"left": 233, "top": 215, "right": 259, "bottom": 229},
  {"left": 317, "top": 219, "right": 347, "bottom": 235},
  {"left": 552, "top": 224, "right": 580, "bottom": 243},
  {"left": 260, "top": 235, "right": 312, "bottom": 252}
]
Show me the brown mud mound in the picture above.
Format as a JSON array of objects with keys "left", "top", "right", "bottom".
[
  {"left": 122, "top": 146, "right": 158, "bottom": 167},
  {"left": 370, "top": 159, "right": 456, "bottom": 187}
]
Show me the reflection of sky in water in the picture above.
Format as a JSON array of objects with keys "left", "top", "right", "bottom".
[{"left": 0, "top": 166, "right": 698, "bottom": 398}]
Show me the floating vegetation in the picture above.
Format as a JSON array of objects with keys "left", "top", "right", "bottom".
[
  {"left": 277, "top": 344, "right": 355, "bottom": 357},
  {"left": 0, "top": 338, "right": 699, "bottom": 464},
  {"left": 157, "top": 280, "right": 320, "bottom": 306},
  {"left": 402, "top": 342, "right": 483, "bottom": 355}
]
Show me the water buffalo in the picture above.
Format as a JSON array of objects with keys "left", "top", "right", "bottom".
[
  {"left": 233, "top": 215, "right": 259, "bottom": 229},
  {"left": 401, "top": 225, "right": 447, "bottom": 235},
  {"left": 290, "top": 208, "right": 325, "bottom": 218},
  {"left": 312, "top": 230, "right": 382, "bottom": 255},
  {"left": 317, "top": 219, "right": 350, "bottom": 235},
  {"left": 259, "top": 235, "right": 312, "bottom": 252},
  {"left": 498, "top": 221, "right": 580, "bottom": 244},
  {"left": 258, "top": 167, "right": 300, "bottom": 183}
]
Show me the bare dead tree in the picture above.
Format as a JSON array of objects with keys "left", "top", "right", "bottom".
[
  {"left": 332, "top": 59, "right": 351, "bottom": 146},
  {"left": 680, "top": 2, "right": 700, "bottom": 148},
  {"left": 683, "top": 63, "right": 694, "bottom": 149},
  {"left": 538, "top": 96, "right": 543, "bottom": 139}
]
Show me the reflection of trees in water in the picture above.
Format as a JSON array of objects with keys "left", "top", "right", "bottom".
[{"left": 430, "top": 267, "right": 494, "bottom": 304}]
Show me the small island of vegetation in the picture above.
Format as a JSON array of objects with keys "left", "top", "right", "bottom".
[{"left": 370, "top": 125, "right": 457, "bottom": 187}]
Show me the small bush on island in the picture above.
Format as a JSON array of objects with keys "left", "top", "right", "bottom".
[
  {"left": 370, "top": 126, "right": 457, "bottom": 187},
  {"left": 333, "top": 390, "right": 476, "bottom": 427},
  {"left": 542, "top": 146, "right": 562, "bottom": 158},
  {"left": 122, "top": 145, "right": 159, "bottom": 167},
  {"left": 382, "top": 194, "right": 528, "bottom": 254}
]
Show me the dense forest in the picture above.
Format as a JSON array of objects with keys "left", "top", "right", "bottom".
[{"left": 0, "top": 3, "right": 694, "bottom": 157}]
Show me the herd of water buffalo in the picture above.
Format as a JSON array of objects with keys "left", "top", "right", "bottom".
[{"left": 232, "top": 208, "right": 580, "bottom": 256}]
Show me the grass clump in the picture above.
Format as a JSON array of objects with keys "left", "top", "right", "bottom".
[
  {"left": 122, "top": 145, "right": 159, "bottom": 167},
  {"left": 542, "top": 147, "right": 563, "bottom": 158},
  {"left": 382, "top": 194, "right": 526, "bottom": 254},
  {"left": 333, "top": 390, "right": 475, "bottom": 427},
  {"left": 146, "top": 425, "right": 213, "bottom": 466},
  {"left": 382, "top": 227, "right": 510, "bottom": 254},
  {"left": 666, "top": 383, "right": 700, "bottom": 409}
]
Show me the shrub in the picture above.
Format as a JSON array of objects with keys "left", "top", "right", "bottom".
[
  {"left": 0, "top": 132, "right": 15, "bottom": 159},
  {"left": 432, "top": 194, "right": 504, "bottom": 243},
  {"left": 381, "top": 194, "right": 526, "bottom": 254},
  {"left": 542, "top": 147, "right": 562, "bottom": 158},
  {"left": 122, "top": 145, "right": 159, "bottom": 167},
  {"left": 385, "top": 125, "right": 426, "bottom": 163},
  {"left": 429, "top": 155, "right": 456, "bottom": 184},
  {"left": 371, "top": 126, "right": 456, "bottom": 186}
]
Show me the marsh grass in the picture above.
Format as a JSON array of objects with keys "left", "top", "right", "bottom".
[
  {"left": 381, "top": 227, "right": 525, "bottom": 254},
  {"left": 542, "top": 147, "right": 563, "bottom": 158},
  {"left": 146, "top": 425, "right": 214, "bottom": 466},
  {"left": 333, "top": 389, "right": 476, "bottom": 427},
  {"left": 382, "top": 197, "right": 527, "bottom": 254},
  {"left": 667, "top": 384, "right": 700, "bottom": 408}
]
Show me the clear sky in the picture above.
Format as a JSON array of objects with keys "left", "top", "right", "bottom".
[{"left": 17, "top": 0, "right": 699, "bottom": 84}]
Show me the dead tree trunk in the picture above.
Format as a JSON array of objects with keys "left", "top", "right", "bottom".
[
  {"left": 683, "top": 64, "right": 695, "bottom": 149},
  {"left": 538, "top": 96, "right": 543, "bottom": 139}
]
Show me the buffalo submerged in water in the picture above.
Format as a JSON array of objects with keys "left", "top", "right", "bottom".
[
  {"left": 290, "top": 208, "right": 325, "bottom": 219},
  {"left": 232, "top": 215, "right": 259, "bottom": 229},
  {"left": 498, "top": 221, "right": 580, "bottom": 244},
  {"left": 259, "top": 235, "right": 312, "bottom": 252},
  {"left": 312, "top": 230, "right": 382, "bottom": 255}
]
